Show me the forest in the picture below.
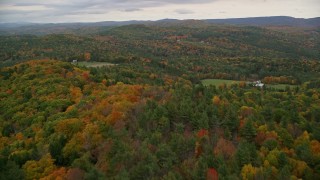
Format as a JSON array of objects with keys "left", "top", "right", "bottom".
[
  {"left": 0, "top": 22, "right": 320, "bottom": 179},
  {"left": 1, "top": 24, "right": 320, "bottom": 83}
]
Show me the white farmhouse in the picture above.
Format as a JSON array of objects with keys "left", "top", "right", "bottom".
[{"left": 253, "top": 80, "right": 264, "bottom": 88}]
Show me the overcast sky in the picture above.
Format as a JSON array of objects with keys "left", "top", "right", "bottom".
[{"left": 0, "top": 0, "right": 319, "bottom": 23}]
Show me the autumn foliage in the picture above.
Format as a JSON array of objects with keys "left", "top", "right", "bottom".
[
  {"left": 197, "top": 129, "right": 209, "bottom": 138},
  {"left": 1, "top": 59, "right": 320, "bottom": 179},
  {"left": 207, "top": 168, "right": 219, "bottom": 180}
]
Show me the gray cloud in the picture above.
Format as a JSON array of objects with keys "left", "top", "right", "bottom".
[
  {"left": 115, "top": 0, "right": 215, "bottom": 4},
  {"left": 175, "top": 9, "right": 194, "bottom": 14},
  {"left": 9, "top": 0, "right": 215, "bottom": 8},
  {"left": 122, "top": 8, "right": 142, "bottom": 12},
  {"left": 0, "top": 0, "right": 319, "bottom": 23},
  {"left": 12, "top": 3, "right": 39, "bottom": 6}
]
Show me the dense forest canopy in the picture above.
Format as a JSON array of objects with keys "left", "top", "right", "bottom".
[
  {"left": 1, "top": 23, "right": 319, "bottom": 83},
  {"left": 0, "top": 21, "right": 320, "bottom": 179}
]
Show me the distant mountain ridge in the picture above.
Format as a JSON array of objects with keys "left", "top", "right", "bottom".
[
  {"left": 1, "top": 16, "right": 319, "bottom": 27},
  {"left": 205, "top": 16, "right": 320, "bottom": 27},
  {"left": 0, "top": 16, "right": 319, "bottom": 35}
]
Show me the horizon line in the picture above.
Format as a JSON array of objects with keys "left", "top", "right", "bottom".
[{"left": 1, "top": 15, "right": 319, "bottom": 24}]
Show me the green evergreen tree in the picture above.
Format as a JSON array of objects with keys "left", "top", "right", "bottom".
[{"left": 240, "top": 119, "right": 257, "bottom": 141}]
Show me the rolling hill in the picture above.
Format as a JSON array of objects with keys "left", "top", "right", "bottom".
[{"left": 1, "top": 16, "right": 319, "bottom": 36}]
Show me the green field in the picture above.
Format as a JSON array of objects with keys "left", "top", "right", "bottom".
[
  {"left": 201, "top": 79, "right": 242, "bottom": 86},
  {"left": 266, "top": 84, "right": 298, "bottom": 90},
  {"left": 201, "top": 79, "right": 299, "bottom": 90},
  {"left": 76, "top": 61, "right": 116, "bottom": 67}
]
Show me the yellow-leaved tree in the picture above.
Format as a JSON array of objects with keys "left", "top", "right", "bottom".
[
  {"left": 241, "top": 164, "right": 257, "bottom": 180},
  {"left": 23, "top": 154, "right": 56, "bottom": 180}
]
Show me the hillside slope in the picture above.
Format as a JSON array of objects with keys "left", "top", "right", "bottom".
[
  {"left": 1, "top": 60, "right": 320, "bottom": 179},
  {"left": 1, "top": 24, "right": 319, "bottom": 83}
]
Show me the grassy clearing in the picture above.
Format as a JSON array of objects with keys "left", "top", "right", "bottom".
[
  {"left": 266, "top": 84, "right": 298, "bottom": 90},
  {"left": 201, "top": 79, "right": 299, "bottom": 90},
  {"left": 76, "top": 61, "right": 116, "bottom": 67},
  {"left": 201, "top": 79, "right": 242, "bottom": 86}
]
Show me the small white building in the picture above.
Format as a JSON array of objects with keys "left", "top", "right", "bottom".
[
  {"left": 72, "top": 60, "right": 78, "bottom": 64},
  {"left": 253, "top": 80, "right": 264, "bottom": 88}
]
